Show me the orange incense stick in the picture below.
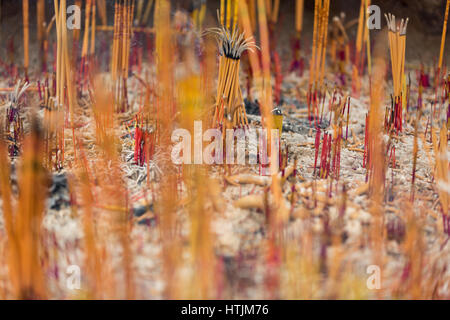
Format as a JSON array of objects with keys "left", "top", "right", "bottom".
[{"left": 438, "top": 0, "right": 450, "bottom": 72}]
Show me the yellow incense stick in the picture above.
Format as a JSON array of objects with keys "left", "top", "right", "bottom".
[
  {"left": 319, "top": 0, "right": 330, "bottom": 87},
  {"left": 226, "top": 0, "right": 232, "bottom": 29},
  {"left": 364, "top": 0, "right": 372, "bottom": 76},
  {"left": 90, "top": 1, "right": 96, "bottom": 56},
  {"left": 142, "top": 0, "right": 154, "bottom": 25},
  {"left": 309, "top": 0, "right": 320, "bottom": 87},
  {"left": 438, "top": 0, "right": 450, "bottom": 71},
  {"left": 295, "top": 0, "right": 304, "bottom": 34},
  {"left": 37, "top": 0, "right": 45, "bottom": 43},
  {"left": 136, "top": 0, "right": 144, "bottom": 24},
  {"left": 81, "top": 0, "right": 92, "bottom": 59},
  {"left": 356, "top": 0, "right": 364, "bottom": 55},
  {"left": 220, "top": 0, "right": 225, "bottom": 26},
  {"left": 233, "top": 0, "right": 239, "bottom": 33},
  {"left": 272, "top": 0, "right": 280, "bottom": 24}
]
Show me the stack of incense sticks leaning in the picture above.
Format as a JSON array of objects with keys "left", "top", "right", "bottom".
[
  {"left": 49, "top": 0, "right": 76, "bottom": 169},
  {"left": 111, "top": 0, "right": 134, "bottom": 113},
  {"left": 308, "top": 0, "right": 330, "bottom": 126},
  {"left": 385, "top": 13, "right": 408, "bottom": 133},
  {"left": 210, "top": 5, "right": 257, "bottom": 129}
]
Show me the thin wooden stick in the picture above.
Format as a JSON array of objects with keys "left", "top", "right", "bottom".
[
  {"left": 97, "top": 0, "right": 107, "bottom": 25},
  {"left": 439, "top": 0, "right": 450, "bottom": 72},
  {"left": 136, "top": 0, "right": 144, "bottom": 25},
  {"left": 111, "top": 0, "right": 133, "bottom": 112},
  {"left": 81, "top": 0, "right": 92, "bottom": 60},
  {"left": 23, "top": 0, "right": 29, "bottom": 78},
  {"left": 90, "top": 1, "right": 97, "bottom": 56},
  {"left": 37, "top": 0, "right": 45, "bottom": 43},
  {"left": 309, "top": 0, "right": 320, "bottom": 88},
  {"left": 365, "top": 0, "right": 372, "bottom": 76},
  {"left": 355, "top": 0, "right": 364, "bottom": 58},
  {"left": 319, "top": 0, "right": 330, "bottom": 87},
  {"left": 295, "top": 0, "right": 304, "bottom": 34},
  {"left": 226, "top": 0, "right": 232, "bottom": 29},
  {"left": 142, "top": 0, "right": 154, "bottom": 25},
  {"left": 271, "top": 0, "right": 280, "bottom": 24}
]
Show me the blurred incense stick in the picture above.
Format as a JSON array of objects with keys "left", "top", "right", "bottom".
[{"left": 22, "top": 0, "right": 29, "bottom": 78}]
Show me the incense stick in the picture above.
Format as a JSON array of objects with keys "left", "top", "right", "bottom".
[
  {"left": 209, "top": 4, "right": 257, "bottom": 128},
  {"left": 22, "top": 0, "right": 29, "bottom": 79},
  {"left": 439, "top": 0, "right": 450, "bottom": 73},
  {"left": 385, "top": 13, "right": 408, "bottom": 133},
  {"left": 111, "top": 0, "right": 134, "bottom": 112},
  {"left": 307, "top": 0, "right": 330, "bottom": 126},
  {"left": 295, "top": 0, "right": 304, "bottom": 34}
]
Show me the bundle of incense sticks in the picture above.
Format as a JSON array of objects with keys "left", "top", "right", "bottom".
[
  {"left": 307, "top": 0, "right": 330, "bottom": 126},
  {"left": 49, "top": 0, "right": 76, "bottom": 169},
  {"left": 385, "top": 14, "right": 408, "bottom": 133},
  {"left": 210, "top": 5, "right": 257, "bottom": 128},
  {"left": 111, "top": 0, "right": 134, "bottom": 112},
  {"left": 354, "top": 0, "right": 371, "bottom": 73},
  {"left": 309, "top": 0, "right": 330, "bottom": 89},
  {"left": 1, "top": 120, "right": 48, "bottom": 299},
  {"left": 22, "top": 0, "right": 29, "bottom": 79},
  {"left": 385, "top": 14, "right": 408, "bottom": 98}
]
